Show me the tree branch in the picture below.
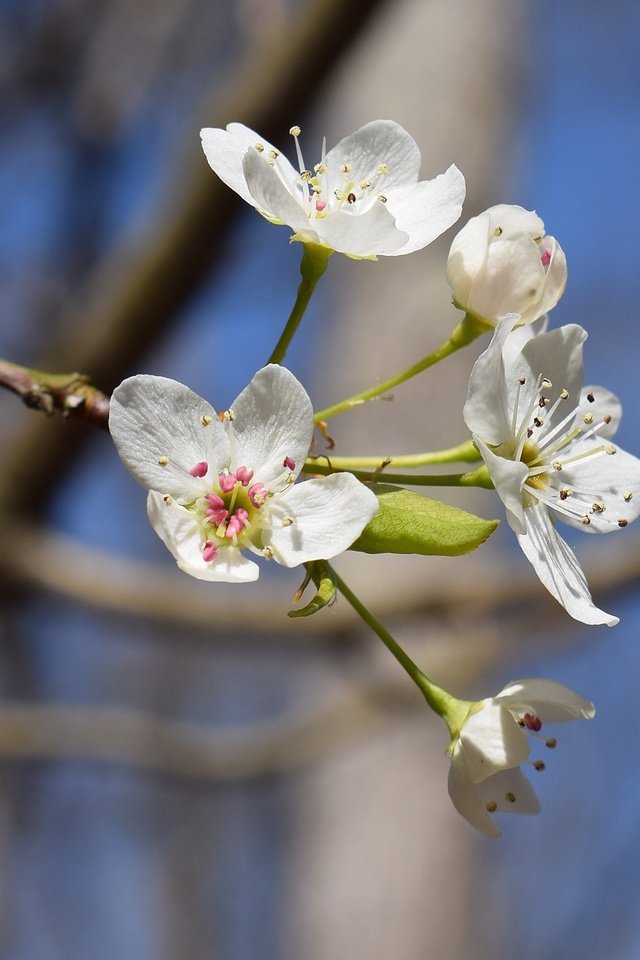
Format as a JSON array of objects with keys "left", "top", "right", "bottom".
[{"left": 0, "top": 359, "right": 109, "bottom": 430}]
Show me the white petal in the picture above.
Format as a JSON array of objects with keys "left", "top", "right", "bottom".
[
  {"left": 474, "top": 437, "right": 528, "bottom": 534},
  {"left": 325, "top": 120, "right": 422, "bottom": 195},
  {"left": 315, "top": 202, "right": 408, "bottom": 257},
  {"left": 110, "top": 375, "right": 229, "bottom": 499},
  {"left": 265, "top": 474, "right": 379, "bottom": 566},
  {"left": 536, "top": 236, "right": 567, "bottom": 317},
  {"left": 200, "top": 123, "right": 297, "bottom": 208},
  {"left": 469, "top": 232, "right": 547, "bottom": 322},
  {"left": 448, "top": 762, "right": 540, "bottom": 837},
  {"left": 448, "top": 761, "right": 502, "bottom": 837},
  {"left": 242, "top": 149, "right": 316, "bottom": 235},
  {"left": 519, "top": 324, "right": 587, "bottom": 426},
  {"left": 456, "top": 701, "right": 529, "bottom": 781},
  {"left": 463, "top": 315, "right": 519, "bottom": 443},
  {"left": 147, "top": 492, "right": 259, "bottom": 582},
  {"left": 474, "top": 767, "right": 541, "bottom": 817},
  {"left": 496, "top": 679, "right": 595, "bottom": 722},
  {"left": 383, "top": 165, "right": 466, "bottom": 256},
  {"left": 227, "top": 365, "right": 313, "bottom": 486},
  {"left": 517, "top": 503, "right": 618, "bottom": 625},
  {"left": 555, "top": 443, "right": 640, "bottom": 533}
]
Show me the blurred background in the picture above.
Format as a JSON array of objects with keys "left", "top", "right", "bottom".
[{"left": 1, "top": 0, "right": 640, "bottom": 957}]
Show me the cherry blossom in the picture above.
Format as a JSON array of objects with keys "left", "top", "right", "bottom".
[
  {"left": 448, "top": 678, "right": 594, "bottom": 837},
  {"left": 110, "top": 365, "right": 378, "bottom": 582},
  {"left": 200, "top": 120, "right": 465, "bottom": 259},
  {"left": 464, "top": 317, "right": 640, "bottom": 624}
]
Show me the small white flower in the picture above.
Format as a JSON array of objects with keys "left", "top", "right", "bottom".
[
  {"left": 446, "top": 204, "right": 567, "bottom": 327},
  {"left": 109, "top": 365, "right": 379, "bottom": 582},
  {"left": 464, "top": 317, "right": 640, "bottom": 624},
  {"left": 448, "top": 679, "right": 594, "bottom": 837},
  {"left": 200, "top": 120, "right": 465, "bottom": 259}
]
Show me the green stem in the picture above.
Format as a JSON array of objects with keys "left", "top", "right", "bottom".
[
  {"left": 303, "top": 461, "right": 493, "bottom": 489},
  {"left": 331, "top": 566, "right": 467, "bottom": 728},
  {"left": 307, "top": 439, "right": 481, "bottom": 472},
  {"left": 267, "top": 244, "right": 332, "bottom": 365},
  {"left": 313, "top": 312, "right": 485, "bottom": 422}
]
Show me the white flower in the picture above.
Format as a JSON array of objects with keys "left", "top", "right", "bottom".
[
  {"left": 109, "top": 365, "right": 379, "bottom": 582},
  {"left": 200, "top": 120, "right": 465, "bottom": 259},
  {"left": 446, "top": 204, "right": 567, "bottom": 327},
  {"left": 464, "top": 317, "right": 640, "bottom": 625},
  {"left": 448, "top": 679, "right": 594, "bottom": 837}
]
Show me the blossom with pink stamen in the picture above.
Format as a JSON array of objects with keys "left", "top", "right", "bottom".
[{"left": 110, "top": 364, "right": 379, "bottom": 583}]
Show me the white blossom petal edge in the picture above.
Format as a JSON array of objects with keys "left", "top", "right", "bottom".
[
  {"left": 200, "top": 120, "right": 465, "bottom": 259},
  {"left": 464, "top": 316, "right": 640, "bottom": 625},
  {"left": 109, "top": 365, "right": 379, "bottom": 582},
  {"left": 448, "top": 679, "right": 594, "bottom": 837}
]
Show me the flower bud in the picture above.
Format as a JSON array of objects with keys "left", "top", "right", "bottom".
[{"left": 446, "top": 204, "right": 567, "bottom": 327}]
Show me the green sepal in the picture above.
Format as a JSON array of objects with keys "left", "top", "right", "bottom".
[
  {"left": 349, "top": 484, "right": 499, "bottom": 557},
  {"left": 288, "top": 560, "right": 337, "bottom": 618}
]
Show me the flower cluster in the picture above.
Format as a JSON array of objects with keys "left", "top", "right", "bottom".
[{"left": 102, "top": 117, "right": 638, "bottom": 837}]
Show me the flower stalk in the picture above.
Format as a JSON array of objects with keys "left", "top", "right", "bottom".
[
  {"left": 313, "top": 313, "right": 485, "bottom": 422},
  {"left": 330, "top": 565, "right": 464, "bottom": 724},
  {"left": 268, "top": 244, "right": 332, "bottom": 364},
  {"left": 303, "top": 460, "right": 493, "bottom": 489}
]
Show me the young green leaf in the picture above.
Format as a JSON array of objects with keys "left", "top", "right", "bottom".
[{"left": 350, "top": 484, "right": 499, "bottom": 556}]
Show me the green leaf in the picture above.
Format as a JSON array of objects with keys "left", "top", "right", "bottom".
[
  {"left": 288, "top": 560, "right": 337, "bottom": 618},
  {"left": 350, "top": 484, "right": 499, "bottom": 557}
]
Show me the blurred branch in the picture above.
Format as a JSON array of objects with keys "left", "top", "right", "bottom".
[
  {"left": 0, "top": 0, "right": 392, "bottom": 518},
  {"left": 0, "top": 519, "right": 635, "bottom": 639},
  {"left": 0, "top": 359, "right": 109, "bottom": 430},
  {"left": 0, "top": 630, "right": 499, "bottom": 780},
  {"left": 0, "top": 695, "right": 393, "bottom": 781}
]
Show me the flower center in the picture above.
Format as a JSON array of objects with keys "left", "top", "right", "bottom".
[
  {"left": 502, "top": 374, "right": 629, "bottom": 527},
  {"left": 259, "top": 126, "right": 392, "bottom": 221},
  {"left": 185, "top": 458, "right": 297, "bottom": 564}
]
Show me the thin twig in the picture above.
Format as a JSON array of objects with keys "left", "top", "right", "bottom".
[{"left": 0, "top": 359, "right": 109, "bottom": 430}]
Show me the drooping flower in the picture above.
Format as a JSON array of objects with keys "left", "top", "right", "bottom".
[
  {"left": 446, "top": 204, "right": 567, "bottom": 327},
  {"left": 200, "top": 120, "right": 465, "bottom": 259},
  {"left": 464, "top": 316, "right": 640, "bottom": 624},
  {"left": 447, "top": 678, "right": 594, "bottom": 837},
  {"left": 109, "top": 365, "right": 379, "bottom": 582}
]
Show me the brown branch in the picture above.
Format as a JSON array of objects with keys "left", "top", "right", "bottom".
[{"left": 0, "top": 359, "right": 109, "bottom": 430}]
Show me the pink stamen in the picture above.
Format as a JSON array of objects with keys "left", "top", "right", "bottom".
[
  {"left": 522, "top": 712, "right": 542, "bottom": 732},
  {"left": 206, "top": 507, "right": 228, "bottom": 526},
  {"left": 541, "top": 247, "right": 552, "bottom": 267},
  {"left": 190, "top": 461, "right": 209, "bottom": 478},
  {"left": 283, "top": 456, "right": 296, "bottom": 471},
  {"left": 226, "top": 515, "right": 245, "bottom": 538},
  {"left": 204, "top": 493, "right": 225, "bottom": 509},
  {"left": 202, "top": 541, "right": 218, "bottom": 562},
  {"left": 249, "top": 482, "right": 268, "bottom": 507},
  {"left": 218, "top": 472, "right": 237, "bottom": 493},
  {"left": 315, "top": 200, "right": 327, "bottom": 212},
  {"left": 235, "top": 466, "right": 254, "bottom": 486},
  {"left": 235, "top": 508, "right": 249, "bottom": 525}
]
